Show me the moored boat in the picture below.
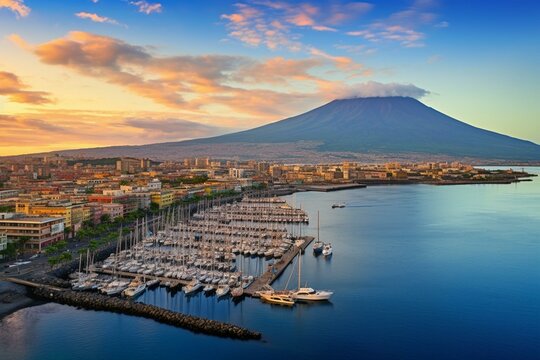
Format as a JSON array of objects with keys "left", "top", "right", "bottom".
[
  {"left": 322, "top": 243, "right": 333, "bottom": 256},
  {"left": 260, "top": 291, "right": 295, "bottom": 306}
]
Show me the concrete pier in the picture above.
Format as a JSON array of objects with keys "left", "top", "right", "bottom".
[{"left": 244, "top": 236, "right": 314, "bottom": 296}]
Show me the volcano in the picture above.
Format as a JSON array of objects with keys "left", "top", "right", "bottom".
[{"left": 37, "top": 97, "right": 540, "bottom": 162}]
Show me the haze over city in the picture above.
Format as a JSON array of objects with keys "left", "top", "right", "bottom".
[{"left": 1, "top": 0, "right": 539, "bottom": 156}]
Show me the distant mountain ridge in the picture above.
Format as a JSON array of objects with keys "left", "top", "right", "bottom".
[
  {"left": 181, "top": 96, "right": 540, "bottom": 160},
  {"left": 7, "top": 97, "right": 540, "bottom": 162}
]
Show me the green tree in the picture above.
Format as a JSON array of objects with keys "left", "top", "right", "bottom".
[{"left": 100, "top": 214, "right": 111, "bottom": 224}]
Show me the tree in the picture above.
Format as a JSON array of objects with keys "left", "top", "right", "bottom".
[
  {"left": 16, "top": 236, "right": 31, "bottom": 257},
  {"left": 100, "top": 214, "right": 111, "bottom": 224},
  {"left": 0, "top": 243, "right": 17, "bottom": 260}
]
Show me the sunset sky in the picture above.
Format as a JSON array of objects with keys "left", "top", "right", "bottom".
[{"left": 1, "top": 0, "right": 539, "bottom": 156}]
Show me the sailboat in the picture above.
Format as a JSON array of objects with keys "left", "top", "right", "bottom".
[
  {"left": 312, "top": 211, "right": 323, "bottom": 254},
  {"left": 290, "top": 250, "right": 333, "bottom": 301}
]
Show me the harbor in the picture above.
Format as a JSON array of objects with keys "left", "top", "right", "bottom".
[
  {"left": 71, "top": 195, "right": 315, "bottom": 300},
  {"left": 1, "top": 193, "right": 333, "bottom": 339}
]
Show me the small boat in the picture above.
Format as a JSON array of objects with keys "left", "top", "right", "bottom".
[
  {"left": 183, "top": 279, "right": 203, "bottom": 294},
  {"left": 231, "top": 286, "right": 243, "bottom": 298},
  {"left": 291, "top": 287, "right": 333, "bottom": 301},
  {"left": 260, "top": 291, "right": 295, "bottom": 306},
  {"left": 331, "top": 203, "right": 346, "bottom": 209},
  {"left": 216, "top": 284, "right": 230, "bottom": 298},
  {"left": 313, "top": 241, "right": 323, "bottom": 254},
  {"left": 322, "top": 243, "right": 333, "bottom": 256},
  {"left": 123, "top": 283, "right": 147, "bottom": 298},
  {"left": 145, "top": 279, "right": 160, "bottom": 288}
]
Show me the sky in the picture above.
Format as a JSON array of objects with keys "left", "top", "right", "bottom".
[{"left": 0, "top": 0, "right": 539, "bottom": 156}]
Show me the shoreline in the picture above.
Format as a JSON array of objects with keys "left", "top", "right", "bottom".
[{"left": 0, "top": 281, "right": 41, "bottom": 320}]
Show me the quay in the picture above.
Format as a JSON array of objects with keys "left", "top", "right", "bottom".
[
  {"left": 244, "top": 236, "right": 315, "bottom": 297},
  {"left": 296, "top": 183, "right": 367, "bottom": 192}
]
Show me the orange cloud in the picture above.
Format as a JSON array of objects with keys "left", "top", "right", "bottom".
[
  {"left": 0, "top": 0, "right": 30, "bottom": 17},
  {"left": 13, "top": 31, "right": 368, "bottom": 117},
  {"left": 0, "top": 71, "right": 52, "bottom": 104}
]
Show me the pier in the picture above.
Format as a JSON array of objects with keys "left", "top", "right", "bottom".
[{"left": 244, "top": 236, "right": 314, "bottom": 296}]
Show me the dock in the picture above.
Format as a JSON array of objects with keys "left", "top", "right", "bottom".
[{"left": 244, "top": 236, "right": 314, "bottom": 297}]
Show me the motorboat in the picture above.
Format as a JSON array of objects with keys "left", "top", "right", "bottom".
[
  {"left": 260, "top": 291, "right": 295, "bottom": 306},
  {"left": 123, "top": 283, "right": 147, "bottom": 298},
  {"left": 231, "top": 286, "right": 243, "bottom": 298},
  {"left": 290, "top": 287, "right": 333, "bottom": 301},
  {"left": 322, "top": 243, "right": 333, "bottom": 256},
  {"left": 145, "top": 278, "right": 160, "bottom": 288},
  {"left": 216, "top": 284, "right": 230, "bottom": 298},
  {"left": 331, "top": 203, "right": 346, "bottom": 209},
  {"left": 183, "top": 279, "right": 203, "bottom": 294}
]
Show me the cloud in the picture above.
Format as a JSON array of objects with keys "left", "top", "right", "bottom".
[
  {"left": 13, "top": 31, "right": 369, "bottom": 118},
  {"left": 336, "top": 81, "right": 429, "bottom": 99},
  {"left": 346, "top": 0, "right": 446, "bottom": 48},
  {"left": 0, "top": 0, "right": 30, "bottom": 17},
  {"left": 130, "top": 1, "right": 162, "bottom": 15},
  {"left": 0, "top": 112, "right": 236, "bottom": 155},
  {"left": 75, "top": 12, "right": 120, "bottom": 25},
  {"left": 123, "top": 118, "right": 224, "bottom": 140},
  {"left": 221, "top": 1, "right": 372, "bottom": 50},
  {"left": 0, "top": 71, "right": 52, "bottom": 104}
]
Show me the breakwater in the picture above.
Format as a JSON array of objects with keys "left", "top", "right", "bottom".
[{"left": 30, "top": 287, "right": 262, "bottom": 340}]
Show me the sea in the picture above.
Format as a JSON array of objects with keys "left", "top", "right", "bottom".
[{"left": 1, "top": 167, "right": 539, "bottom": 360}]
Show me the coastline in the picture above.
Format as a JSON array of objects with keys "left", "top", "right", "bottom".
[{"left": 0, "top": 281, "right": 41, "bottom": 320}]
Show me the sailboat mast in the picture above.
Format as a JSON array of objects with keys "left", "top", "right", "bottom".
[
  {"left": 317, "top": 210, "right": 320, "bottom": 242},
  {"left": 298, "top": 250, "right": 301, "bottom": 289}
]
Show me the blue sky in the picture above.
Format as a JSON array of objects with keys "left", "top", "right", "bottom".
[{"left": 0, "top": 0, "right": 539, "bottom": 155}]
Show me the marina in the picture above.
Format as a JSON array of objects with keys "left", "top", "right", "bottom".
[{"left": 68, "top": 195, "right": 327, "bottom": 307}]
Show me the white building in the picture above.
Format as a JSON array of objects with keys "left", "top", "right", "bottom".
[{"left": 147, "top": 179, "right": 162, "bottom": 190}]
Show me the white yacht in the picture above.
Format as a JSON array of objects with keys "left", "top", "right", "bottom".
[
  {"left": 322, "top": 243, "right": 333, "bottom": 256},
  {"left": 291, "top": 287, "right": 333, "bottom": 301},
  {"left": 123, "top": 283, "right": 147, "bottom": 298},
  {"left": 216, "top": 284, "right": 230, "bottom": 298},
  {"left": 183, "top": 279, "right": 203, "bottom": 294}
]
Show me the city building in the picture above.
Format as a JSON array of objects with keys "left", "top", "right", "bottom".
[
  {"left": 151, "top": 190, "right": 174, "bottom": 209},
  {"left": 16, "top": 200, "right": 85, "bottom": 234},
  {"left": 101, "top": 203, "right": 124, "bottom": 220},
  {"left": 0, "top": 215, "right": 65, "bottom": 252},
  {"left": 116, "top": 158, "right": 149, "bottom": 174}
]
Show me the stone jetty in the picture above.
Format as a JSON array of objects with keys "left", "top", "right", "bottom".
[{"left": 30, "top": 287, "right": 261, "bottom": 340}]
